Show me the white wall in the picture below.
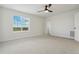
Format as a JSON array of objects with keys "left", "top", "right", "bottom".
[
  {"left": 0, "top": 7, "right": 44, "bottom": 42},
  {"left": 0, "top": 8, "right": 1, "bottom": 39},
  {"left": 74, "top": 12, "right": 79, "bottom": 41},
  {"left": 0, "top": 7, "right": 3, "bottom": 40},
  {"left": 1, "top": 7, "right": 79, "bottom": 42},
  {"left": 46, "top": 9, "right": 79, "bottom": 39}
]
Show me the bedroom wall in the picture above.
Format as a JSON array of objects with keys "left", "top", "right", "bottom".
[
  {"left": 0, "top": 7, "right": 44, "bottom": 42},
  {"left": 46, "top": 9, "right": 79, "bottom": 39},
  {"left": 0, "top": 7, "right": 3, "bottom": 40}
]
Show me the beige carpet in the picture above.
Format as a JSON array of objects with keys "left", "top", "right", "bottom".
[{"left": 0, "top": 35, "right": 79, "bottom": 54}]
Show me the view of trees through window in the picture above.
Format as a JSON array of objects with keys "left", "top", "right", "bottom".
[{"left": 13, "top": 16, "right": 30, "bottom": 31}]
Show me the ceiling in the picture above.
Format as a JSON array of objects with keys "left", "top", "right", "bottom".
[{"left": 0, "top": 4, "right": 79, "bottom": 17}]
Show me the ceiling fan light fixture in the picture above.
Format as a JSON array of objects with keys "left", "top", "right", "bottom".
[
  {"left": 44, "top": 10, "right": 48, "bottom": 13},
  {"left": 38, "top": 4, "right": 53, "bottom": 13}
]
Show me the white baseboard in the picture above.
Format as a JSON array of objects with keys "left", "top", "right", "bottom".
[
  {"left": 50, "top": 34, "right": 74, "bottom": 40},
  {"left": 0, "top": 33, "right": 43, "bottom": 42}
]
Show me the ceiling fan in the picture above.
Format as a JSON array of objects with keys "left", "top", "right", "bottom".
[{"left": 38, "top": 4, "right": 53, "bottom": 13}]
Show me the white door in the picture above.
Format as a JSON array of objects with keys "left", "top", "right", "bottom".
[{"left": 74, "top": 13, "right": 79, "bottom": 41}]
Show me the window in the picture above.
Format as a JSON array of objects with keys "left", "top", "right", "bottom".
[{"left": 13, "top": 16, "right": 30, "bottom": 31}]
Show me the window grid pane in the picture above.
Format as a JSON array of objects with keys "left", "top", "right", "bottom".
[{"left": 13, "top": 16, "right": 30, "bottom": 31}]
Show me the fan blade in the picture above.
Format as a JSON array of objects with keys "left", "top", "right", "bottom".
[
  {"left": 45, "top": 5, "right": 48, "bottom": 10},
  {"left": 48, "top": 10, "right": 53, "bottom": 12},
  {"left": 48, "top": 4, "right": 52, "bottom": 8}
]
